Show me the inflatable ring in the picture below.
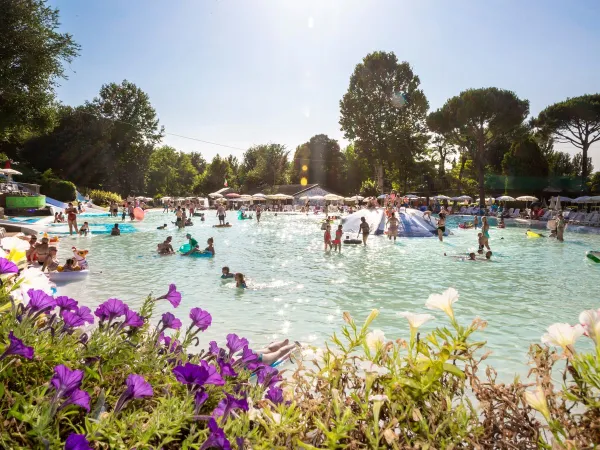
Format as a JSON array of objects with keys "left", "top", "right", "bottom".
[
  {"left": 179, "top": 244, "right": 213, "bottom": 258},
  {"left": 343, "top": 239, "right": 362, "bottom": 245},
  {"left": 48, "top": 270, "right": 89, "bottom": 282},
  {"left": 587, "top": 251, "right": 600, "bottom": 263},
  {"left": 526, "top": 231, "right": 542, "bottom": 238}
]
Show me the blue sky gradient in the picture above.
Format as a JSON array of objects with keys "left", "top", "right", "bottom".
[{"left": 51, "top": 0, "right": 600, "bottom": 166}]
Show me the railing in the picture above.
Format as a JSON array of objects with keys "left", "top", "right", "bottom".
[{"left": 15, "top": 182, "right": 40, "bottom": 195}]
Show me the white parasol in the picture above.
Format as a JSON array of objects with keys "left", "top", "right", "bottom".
[
  {"left": 516, "top": 196, "right": 538, "bottom": 202},
  {"left": 324, "top": 194, "right": 344, "bottom": 201},
  {"left": 209, "top": 193, "right": 223, "bottom": 199},
  {"left": 496, "top": 195, "right": 516, "bottom": 202}
]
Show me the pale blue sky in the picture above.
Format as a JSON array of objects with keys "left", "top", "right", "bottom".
[{"left": 51, "top": 0, "right": 600, "bottom": 166}]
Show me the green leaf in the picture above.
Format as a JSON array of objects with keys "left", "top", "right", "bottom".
[{"left": 442, "top": 363, "right": 465, "bottom": 379}]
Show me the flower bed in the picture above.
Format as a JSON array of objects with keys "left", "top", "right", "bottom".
[{"left": 0, "top": 261, "right": 599, "bottom": 448}]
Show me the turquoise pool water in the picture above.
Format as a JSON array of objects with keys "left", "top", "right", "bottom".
[{"left": 54, "top": 210, "right": 599, "bottom": 379}]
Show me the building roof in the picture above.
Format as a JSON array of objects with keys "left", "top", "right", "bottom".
[{"left": 271, "top": 184, "right": 319, "bottom": 196}]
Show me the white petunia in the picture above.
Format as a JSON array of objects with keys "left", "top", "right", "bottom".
[
  {"left": 370, "top": 394, "right": 389, "bottom": 402},
  {"left": 365, "top": 329, "right": 386, "bottom": 352},
  {"left": 397, "top": 311, "right": 434, "bottom": 329},
  {"left": 425, "top": 287, "right": 459, "bottom": 320},
  {"left": 524, "top": 385, "right": 550, "bottom": 421},
  {"left": 359, "top": 360, "right": 390, "bottom": 377},
  {"left": 541, "top": 323, "right": 584, "bottom": 349},
  {"left": 579, "top": 309, "right": 600, "bottom": 345}
]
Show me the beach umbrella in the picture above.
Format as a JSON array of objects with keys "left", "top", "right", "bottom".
[
  {"left": 557, "top": 196, "right": 573, "bottom": 202},
  {"left": 432, "top": 195, "right": 451, "bottom": 200},
  {"left": 516, "top": 196, "right": 538, "bottom": 202},
  {"left": 573, "top": 196, "right": 592, "bottom": 203},
  {"left": 209, "top": 193, "right": 223, "bottom": 199},
  {"left": 309, "top": 195, "right": 325, "bottom": 200},
  {"left": 252, "top": 193, "right": 266, "bottom": 201},
  {"left": 239, "top": 195, "right": 253, "bottom": 202},
  {"left": 404, "top": 194, "right": 419, "bottom": 200},
  {"left": 590, "top": 195, "right": 600, "bottom": 202},
  {"left": 324, "top": 194, "right": 343, "bottom": 201},
  {"left": 1, "top": 168, "right": 22, "bottom": 182},
  {"left": 496, "top": 195, "right": 515, "bottom": 201},
  {"left": 348, "top": 195, "right": 364, "bottom": 201},
  {"left": 226, "top": 193, "right": 240, "bottom": 198}
]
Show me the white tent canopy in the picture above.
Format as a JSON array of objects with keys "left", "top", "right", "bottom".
[
  {"left": 324, "top": 194, "right": 344, "bottom": 201},
  {"left": 516, "top": 196, "right": 538, "bottom": 202}
]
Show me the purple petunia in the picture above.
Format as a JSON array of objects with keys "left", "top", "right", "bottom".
[
  {"left": 62, "top": 306, "right": 94, "bottom": 329},
  {"left": 0, "top": 257, "right": 19, "bottom": 275},
  {"left": 161, "top": 312, "right": 182, "bottom": 330},
  {"left": 172, "top": 361, "right": 225, "bottom": 388},
  {"left": 256, "top": 365, "right": 282, "bottom": 389},
  {"left": 217, "top": 358, "right": 237, "bottom": 378},
  {"left": 59, "top": 388, "right": 91, "bottom": 412},
  {"left": 226, "top": 334, "right": 248, "bottom": 356},
  {"left": 200, "top": 418, "right": 231, "bottom": 450},
  {"left": 189, "top": 308, "right": 212, "bottom": 331},
  {"left": 194, "top": 389, "right": 209, "bottom": 413},
  {"left": 265, "top": 386, "right": 284, "bottom": 405},
  {"left": 212, "top": 392, "right": 249, "bottom": 421},
  {"left": 234, "top": 346, "right": 259, "bottom": 367},
  {"left": 94, "top": 298, "right": 127, "bottom": 322},
  {"left": 55, "top": 296, "right": 78, "bottom": 314},
  {"left": 158, "top": 284, "right": 181, "bottom": 308},
  {"left": 0, "top": 331, "right": 34, "bottom": 361},
  {"left": 209, "top": 341, "right": 224, "bottom": 357},
  {"left": 114, "top": 374, "right": 153, "bottom": 413},
  {"left": 65, "top": 433, "right": 92, "bottom": 450},
  {"left": 25, "top": 289, "right": 56, "bottom": 314},
  {"left": 159, "top": 333, "right": 182, "bottom": 354},
  {"left": 123, "top": 307, "right": 144, "bottom": 328},
  {"left": 51, "top": 364, "right": 84, "bottom": 397}
]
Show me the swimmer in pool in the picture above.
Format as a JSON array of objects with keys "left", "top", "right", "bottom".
[
  {"left": 437, "top": 213, "right": 446, "bottom": 242},
  {"left": 235, "top": 272, "right": 247, "bottom": 289},
  {"left": 473, "top": 215, "right": 479, "bottom": 229},
  {"left": 41, "top": 246, "right": 59, "bottom": 272},
  {"left": 221, "top": 266, "right": 235, "bottom": 279},
  {"left": 157, "top": 223, "right": 168, "bottom": 230},
  {"left": 248, "top": 339, "right": 300, "bottom": 366},
  {"left": 62, "top": 258, "right": 77, "bottom": 272},
  {"left": 204, "top": 237, "right": 215, "bottom": 256},
  {"left": 183, "top": 233, "right": 200, "bottom": 255},
  {"left": 111, "top": 224, "right": 121, "bottom": 236},
  {"left": 386, "top": 212, "right": 399, "bottom": 242},
  {"left": 79, "top": 222, "right": 89, "bottom": 236},
  {"left": 158, "top": 236, "right": 174, "bottom": 255}
]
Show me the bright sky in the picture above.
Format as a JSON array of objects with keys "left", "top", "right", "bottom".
[{"left": 51, "top": 0, "right": 600, "bottom": 167}]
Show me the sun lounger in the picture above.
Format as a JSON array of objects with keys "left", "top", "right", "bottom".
[
  {"left": 510, "top": 208, "right": 520, "bottom": 218},
  {"left": 582, "top": 213, "right": 598, "bottom": 226},
  {"left": 588, "top": 214, "right": 600, "bottom": 227}
]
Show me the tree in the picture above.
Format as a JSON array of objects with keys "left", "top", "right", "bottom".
[
  {"left": 502, "top": 137, "right": 549, "bottom": 191},
  {"left": 290, "top": 135, "right": 344, "bottom": 192},
  {"left": 195, "top": 154, "right": 234, "bottom": 195},
  {"left": 429, "top": 88, "right": 529, "bottom": 206},
  {"left": 536, "top": 94, "right": 600, "bottom": 190},
  {"left": 546, "top": 151, "right": 576, "bottom": 176},
  {"left": 341, "top": 144, "right": 370, "bottom": 195},
  {"left": 589, "top": 172, "right": 600, "bottom": 194},
  {"left": 239, "top": 144, "right": 289, "bottom": 191},
  {"left": 340, "top": 51, "right": 429, "bottom": 191},
  {"left": 189, "top": 152, "right": 207, "bottom": 174},
  {"left": 0, "top": 0, "right": 79, "bottom": 140}
]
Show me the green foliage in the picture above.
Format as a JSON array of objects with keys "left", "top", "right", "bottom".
[
  {"left": 589, "top": 172, "right": 600, "bottom": 194},
  {"left": 147, "top": 146, "right": 198, "bottom": 197},
  {"left": 0, "top": 0, "right": 80, "bottom": 141},
  {"left": 360, "top": 179, "right": 379, "bottom": 197},
  {"left": 290, "top": 135, "right": 344, "bottom": 193},
  {"left": 239, "top": 144, "right": 289, "bottom": 192},
  {"left": 340, "top": 51, "right": 430, "bottom": 190},
  {"left": 536, "top": 94, "right": 600, "bottom": 185},
  {"left": 88, "top": 189, "right": 122, "bottom": 206},
  {"left": 40, "top": 169, "right": 76, "bottom": 202},
  {"left": 501, "top": 137, "right": 548, "bottom": 191}
]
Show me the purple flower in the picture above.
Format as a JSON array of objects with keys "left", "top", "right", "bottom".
[
  {"left": 158, "top": 284, "right": 181, "bottom": 308},
  {"left": 0, "top": 331, "right": 34, "bottom": 361},
  {"left": 62, "top": 306, "right": 94, "bottom": 329},
  {"left": 226, "top": 334, "right": 248, "bottom": 355},
  {"left": 25, "top": 289, "right": 56, "bottom": 314},
  {"left": 160, "top": 333, "right": 182, "bottom": 353},
  {"left": 217, "top": 358, "right": 237, "bottom": 378},
  {"left": 94, "top": 298, "right": 127, "bottom": 322},
  {"left": 265, "top": 386, "right": 284, "bottom": 405},
  {"left": 256, "top": 365, "right": 282, "bottom": 389},
  {"left": 212, "top": 392, "right": 249, "bottom": 421},
  {"left": 209, "top": 341, "right": 224, "bottom": 357},
  {"left": 114, "top": 374, "right": 153, "bottom": 413},
  {"left": 50, "top": 364, "right": 84, "bottom": 397},
  {"left": 200, "top": 418, "right": 231, "bottom": 450},
  {"left": 234, "top": 346, "right": 259, "bottom": 367},
  {"left": 194, "top": 389, "right": 209, "bottom": 413},
  {"left": 190, "top": 308, "right": 212, "bottom": 331},
  {"left": 123, "top": 307, "right": 144, "bottom": 328},
  {"left": 0, "top": 257, "right": 18, "bottom": 275},
  {"left": 55, "top": 296, "right": 78, "bottom": 314},
  {"left": 59, "top": 388, "right": 90, "bottom": 412},
  {"left": 172, "top": 361, "right": 225, "bottom": 388},
  {"left": 65, "top": 433, "right": 92, "bottom": 450},
  {"left": 161, "top": 312, "right": 182, "bottom": 330}
]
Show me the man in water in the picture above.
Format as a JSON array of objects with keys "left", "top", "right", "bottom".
[
  {"left": 183, "top": 233, "right": 199, "bottom": 255},
  {"left": 216, "top": 203, "right": 226, "bottom": 225},
  {"left": 359, "top": 217, "right": 370, "bottom": 246},
  {"left": 158, "top": 236, "right": 174, "bottom": 254},
  {"left": 556, "top": 211, "right": 566, "bottom": 242},
  {"left": 111, "top": 224, "right": 121, "bottom": 236},
  {"left": 256, "top": 205, "right": 262, "bottom": 223}
]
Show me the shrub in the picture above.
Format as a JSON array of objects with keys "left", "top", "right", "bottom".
[
  {"left": 88, "top": 189, "right": 123, "bottom": 207},
  {"left": 40, "top": 170, "right": 77, "bottom": 202}
]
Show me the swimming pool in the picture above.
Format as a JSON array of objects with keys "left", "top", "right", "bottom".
[{"left": 54, "top": 210, "right": 599, "bottom": 380}]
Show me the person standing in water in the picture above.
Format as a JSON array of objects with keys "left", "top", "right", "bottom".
[
  {"left": 386, "top": 212, "right": 399, "bottom": 242},
  {"left": 437, "top": 213, "right": 446, "bottom": 242},
  {"left": 323, "top": 224, "right": 332, "bottom": 251},
  {"left": 481, "top": 216, "right": 490, "bottom": 245},
  {"left": 333, "top": 224, "right": 343, "bottom": 253},
  {"left": 256, "top": 205, "right": 262, "bottom": 223},
  {"left": 65, "top": 202, "right": 79, "bottom": 235},
  {"left": 359, "top": 217, "right": 370, "bottom": 246},
  {"left": 216, "top": 203, "right": 226, "bottom": 226},
  {"left": 556, "top": 211, "right": 566, "bottom": 242}
]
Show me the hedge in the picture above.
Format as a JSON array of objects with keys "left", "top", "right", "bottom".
[{"left": 88, "top": 189, "right": 123, "bottom": 207}]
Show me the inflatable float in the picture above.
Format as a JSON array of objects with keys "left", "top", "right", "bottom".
[
  {"left": 343, "top": 238, "right": 362, "bottom": 245},
  {"left": 179, "top": 244, "right": 213, "bottom": 258},
  {"left": 342, "top": 207, "right": 447, "bottom": 238},
  {"left": 237, "top": 211, "right": 253, "bottom": 220},
  {"left": 213, "top": 224, "right": 232, "bottom": 228},
  {"left": 48, "top": 270, "right": 89, "bottom": 282},
  {"left": 586, "top": 251, "right": 600, "bottom": 263},
  {"left": 526, "top": 230, "right": 542, "bottom": 238},
  {"left": 459, "top": 223, "right": 474, "bottom": 229}
]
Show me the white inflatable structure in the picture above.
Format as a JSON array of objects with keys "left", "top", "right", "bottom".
[{"left": 342, "top": 208, "right": 444, "bottom": 238}]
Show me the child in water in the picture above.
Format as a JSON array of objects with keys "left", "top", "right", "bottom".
[
  {"left": 333, "top": 224, "right": 343, "bottom": 253},
  {"left": 157, "top": 223, "right": 167, "bottom": 230},
  {"left": 235, "top": 273, "right": 247, "bottom": 289},
  {"left": 62, "top": 258, "right": 77, "bottom": 272},
  {"left": 79, "top": 222, "right": 89, "bottom": 236},
  {"left": 324, "top": 224, "right": 332, "bottom": 251},
  {"left": 221, "top": 266, "right": 235, "bottom": 279},
  {"left": 204, "top": 237, "right": 215, "bottom": 256}
]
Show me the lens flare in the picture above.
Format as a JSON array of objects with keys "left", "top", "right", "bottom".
[
  {"left": 300, "top": 177, "right": 308, "bottom": 186},
  {"left": 302, "top": 165, "right": 308, "bottom": 172}
]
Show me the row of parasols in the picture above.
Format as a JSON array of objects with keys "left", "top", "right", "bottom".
[{"left": 207, "top": 193, "right": 363, "bottom": 202}]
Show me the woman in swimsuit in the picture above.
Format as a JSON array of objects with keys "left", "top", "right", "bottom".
[
  {"left": 333, "top": 224, "right": 343, "bottom": 253},
  {"left": 481, "top": 216, "right": 490, "bottom": 247},
  {"left": 65, "top": 202, "right": 79, "bottom": 235},
  {"left": 437, "top": 213, "right": 446, "bottom": 242},
  {"left": 324, "top": 224, "right": 332, "bottom": 251},
  {"left": 41, "top": 247, "right": 60, "bottom": 272},
  {"left": 386, "top": 212, "right": 399, "bottom": 242},
  {"left": 235, "top": 273, "right": 247, "bottom": 289}
]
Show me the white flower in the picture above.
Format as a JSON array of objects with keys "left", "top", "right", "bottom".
[
  {"left": 397, "top": 311, "right": 434, "bottom": 329},
  {"left": 11, "top": 267, "right": 55, "bottom": 300},
  {"left": 425, "top": 287, "right": 459, "bottom": 319},
  {"left": 370, "top": 394, "right": 389, "bottom": 402},
  {"left": 359, "top": 360, "right": 390, "bottom": 377},
  {"left": 365, "top": 329, "right": 386, "bottom": 352},
  {"left": 524, "top": 385, "right": 550, "bottom": 421},
  {"left": 541, "top": 323, "right": 584, "bottom": 349},
  {"left": 579, "top": 309, "right": 600, "bottom": 345}
]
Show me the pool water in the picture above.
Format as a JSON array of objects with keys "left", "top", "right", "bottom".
[{"left": 55, "top": 210, "right": 599, "bottom": 379}]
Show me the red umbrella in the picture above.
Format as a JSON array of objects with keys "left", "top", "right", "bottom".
[{"left": 225, "top": 193, "right": 240, "bottom": 198}]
